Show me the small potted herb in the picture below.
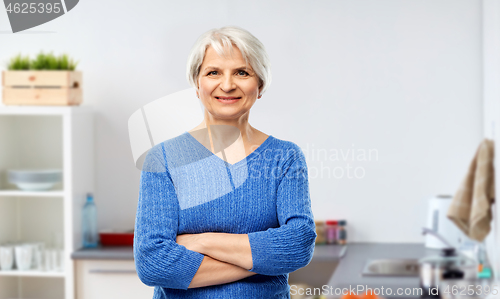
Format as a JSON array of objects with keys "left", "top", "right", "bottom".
[{"left": 2, "top": 52, "right": 82, "bottom": 106}]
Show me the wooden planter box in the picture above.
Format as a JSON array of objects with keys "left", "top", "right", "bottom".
[{"left": 2, "top": 71, "right": 82, "bottom": 106}]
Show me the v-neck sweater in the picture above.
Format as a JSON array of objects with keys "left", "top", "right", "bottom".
[{"left": 134, "top": 132, "right": 317, "bottom": 299}]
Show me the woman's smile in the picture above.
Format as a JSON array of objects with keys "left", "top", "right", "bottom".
[{"left": 215, "top": 96, "right": 241, "bottom": 104}]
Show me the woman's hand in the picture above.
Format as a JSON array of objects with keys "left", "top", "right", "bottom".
[
  {"left": 176, "top": 233, "right": 253, "bottom": 270},
  {"left": 176, "top": 233, "right": 206, "bottom": 254}
]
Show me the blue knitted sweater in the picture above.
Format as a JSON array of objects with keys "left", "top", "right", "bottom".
[{"left": 134, "top": 131, "right": 316, "bottom": 299}]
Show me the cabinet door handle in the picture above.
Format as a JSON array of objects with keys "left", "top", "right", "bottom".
[{"left": 89, "top": 269, "right": 137, "bottom": 274}]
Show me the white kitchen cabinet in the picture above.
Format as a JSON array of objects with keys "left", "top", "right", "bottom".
[
  {"left": 0, "top": 106, "right": 93, "bottom": 299},
  {"left": 75, "top": 260, "right": 154, "bottom": 299}
]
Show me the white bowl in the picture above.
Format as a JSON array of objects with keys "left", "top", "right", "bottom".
[
  {"left": 7, "top": 169, "right": 62, "bottom": 191},
  {"left": 15, "top": 183, "right": 57, "bottom": 191}
]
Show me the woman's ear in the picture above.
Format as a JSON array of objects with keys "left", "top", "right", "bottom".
[{"left": 196, "top": 77, "right": 202, "bottom": 98}]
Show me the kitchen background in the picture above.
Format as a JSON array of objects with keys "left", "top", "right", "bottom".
[
  {"left": 1, "top": 0, "right": 486, "bottom": 242},
  {"left": 0, "top": 0, "right": 499, "bottom": 298}
]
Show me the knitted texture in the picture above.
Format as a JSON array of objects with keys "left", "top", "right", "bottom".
[{"left": 134, "top": 132, "right": 316, "bottom": 298}]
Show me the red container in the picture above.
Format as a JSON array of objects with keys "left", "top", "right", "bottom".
[{"left": 99, "top": 231, "right": 134, "bottom": 246}]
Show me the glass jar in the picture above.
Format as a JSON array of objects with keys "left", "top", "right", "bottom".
[
  {"left": 337, "top": 220, "right": 347, "bottom": 245},
  {"left": 315, "top": 221, "right": 326, "bottom": 245},
  {"left": 325, "top": 220, "right": 338, "bottom": 244}
]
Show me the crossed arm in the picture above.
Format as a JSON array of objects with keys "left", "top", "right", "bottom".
[
  {"left": 176, "top": 233, "right": 255, "bottom": 288},
  {"left": 134, "top": 143, "right": 316, "bottom": 290}
]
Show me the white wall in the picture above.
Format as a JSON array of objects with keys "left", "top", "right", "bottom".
[{"left": 0, "top": 0, "right": 483, "bottom": 242}]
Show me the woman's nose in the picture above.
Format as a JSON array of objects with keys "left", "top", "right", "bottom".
[{"left": 219, "top": 75, "right": 236, "bottom": 93}]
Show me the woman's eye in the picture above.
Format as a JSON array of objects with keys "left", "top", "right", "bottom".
[
  {"left": 208, "top": 71, "right": 218, "bottom": 75},
  {"left": 237, "top": 70, "right": 249, "bottom": 76}
]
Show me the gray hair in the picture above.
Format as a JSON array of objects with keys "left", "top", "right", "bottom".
[{"left": 186, "top": 26, "right": 272, "bottom": 96}]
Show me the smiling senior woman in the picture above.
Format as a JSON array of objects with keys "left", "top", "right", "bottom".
[{"left": 134, "top": 26, "right": 316, "bottom": 298}]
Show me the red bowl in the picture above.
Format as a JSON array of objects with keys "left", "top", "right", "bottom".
[{"left": 99, "top": 231, "right": 134, "bottom": 246}]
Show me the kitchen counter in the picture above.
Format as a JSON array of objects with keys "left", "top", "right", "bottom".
[
  {"left": 73, "top": 243, "right": 467, "bottom": 298},
  {"left": 73, "top": 242, "right": 496, "bottom": 299},
  {"left": 72, "top": 243, "right": 441, "bottom": 298},
  {"left": 71, "top": 244, "right": 347, "bottom": 261},
  {"left": 326, "top": 243, "right": 441, "bottom": 299},
  {"left": 311, "top": 244, "right": 347, "bottom": 261},
  {"left": 71, "top": 246, "right": 135, "bottom": 260}
]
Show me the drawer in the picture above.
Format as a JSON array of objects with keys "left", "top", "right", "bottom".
[{"left": 75, "top": 260, "right": 154, "bottom": 299}]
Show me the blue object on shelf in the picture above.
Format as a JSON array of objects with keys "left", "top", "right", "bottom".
[{"left": 82, "top": 193, "right": 99, "bottom": 248}]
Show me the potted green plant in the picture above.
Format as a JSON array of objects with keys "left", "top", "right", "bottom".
[{"left": 2, "top": 52, "right": 82, "bottom": 106}]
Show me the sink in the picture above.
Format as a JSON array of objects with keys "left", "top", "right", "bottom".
[{"left": 361, "top": 258, "right": 420, "bottom": 277}]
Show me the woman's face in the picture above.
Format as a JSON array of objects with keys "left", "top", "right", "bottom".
[{"left": 197, "top": 44, "right": 262, "bottom": 121}]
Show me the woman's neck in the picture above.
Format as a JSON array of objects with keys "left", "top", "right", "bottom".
[{"left": 189, "top": 112, "right": 267, "bottom": 156}]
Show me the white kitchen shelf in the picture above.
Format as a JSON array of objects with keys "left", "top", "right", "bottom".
[
  {"left": 0, "top": 105, "right": 91, "bottom": 116},
  {"left": 0, "top": 270, "right": 65, "bottom": 278},
  {"left": 0, "top": 190, "right": 65, "bottom": 197},
  {"left": 0, "top": 106, "right": 94, "bottom": 299}
]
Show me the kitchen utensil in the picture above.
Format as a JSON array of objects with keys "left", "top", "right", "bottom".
[
  {"left": 44, "top": 249, "right": 53, "bottom": 271},
  {"left": 28, "top": 242, "right": 44, "bottom": 270},
  {"left": 58, "top": 249, "right": 65, "bottom": 272},
  {"left": 42, "top": 248, "right": 63, "bottom": 272},
  {"left": 0, "top": 245, "right": 14, "bottom": 270},
  {"left": 14, "top": 244, "right": 33, "bottom": 271},
  {"left": 420, "top": 228, "right": 478, "bottom": 299},
  {"left": 361, "top": 258, "right": 420, "bottom": 276},
  {"left": 51, "top": 249, "right": 58, "bottom": 271},
  {"left": 425, "top": 195, "right": 466, "bottom": 249},
  {"left": 8, "top": 169, "right": 62, "bottom": 191}
]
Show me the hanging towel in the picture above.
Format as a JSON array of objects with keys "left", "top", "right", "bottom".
[{"left": 447, "top": 139, "right": 495, "bottom": 242}]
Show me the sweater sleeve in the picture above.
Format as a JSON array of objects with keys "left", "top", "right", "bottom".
[
  {"left": 134, "top": 144, "right": 204, "bottom": 290},
  {"left": 247, "top": 145, "right": 317, "bottom": 276}
]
